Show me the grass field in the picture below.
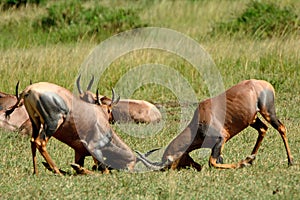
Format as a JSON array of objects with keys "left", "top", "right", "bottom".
[{"left": 0, "top": 0, "right": 300, "bottom": 199}]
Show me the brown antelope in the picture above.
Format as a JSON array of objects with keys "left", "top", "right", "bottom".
[
  {"left": 0, "top": 91, "right": 31, "bottom": 135},
  {"left": 137, "top": 79, "right": 294, "bottom": 171},
  {"left": 6, "top": 81, "right": 137, "bottom": 175},
  {"left": 0, "top": 91, "right": 17, "bottom": 110},
  {"left": 76, "top": 75, "right": 162, "bottom": 124}
]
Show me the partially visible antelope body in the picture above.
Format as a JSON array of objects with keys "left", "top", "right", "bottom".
[
  {"left": 6, "top": 82, "right": 136, "bottom": 175},
  {"left": 137, "top": 79, "right": 294, "bottom": 170},
  {"left": 0, "top": 91, "right": 31, "bottom": 135},
  {"left": 76, "top": 75, "right": 162, "bottom": 124},
  {"left": 0, "top": 91, "right": 16, "bottom": 110}
]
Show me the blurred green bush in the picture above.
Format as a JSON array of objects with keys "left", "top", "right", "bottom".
[
  {"left": 211, "top": 0, "right": 299, "bottom": 39},
  {"left": 33, "top": 0, "right": 147, "bottom": 42}
]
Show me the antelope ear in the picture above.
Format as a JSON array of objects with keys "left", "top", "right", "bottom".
[{"left": 100, "top": 96, "right": 111, "bottom": 105}]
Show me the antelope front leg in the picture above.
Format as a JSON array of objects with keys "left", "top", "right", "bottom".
[
  {"left": 208, "top": 138, "right": 255, "bottom": 169},
  {"left": 92, "top": 158, "right": 110, "bottom": 174},
  {"left": 72, "top": 153, "right": 94, "bottom": 175},
  {"left": 171, "top": 153, "right": 202, "bottom": 171},
  {"left": 70, "top": 163, "right": 94, "bottom": 175}
]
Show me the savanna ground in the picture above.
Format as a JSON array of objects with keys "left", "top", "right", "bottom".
[{"left": 0, "top": 0, "right": 300, "bottom": 199}]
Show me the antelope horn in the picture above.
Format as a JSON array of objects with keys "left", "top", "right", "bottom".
[
  {"left": 111, "top": 88, "right": 120, "bottom": 105},
  {"left": 76, "top": 74, "right": 83, "bottom": 94},
  {"left": 15, "top": 81, "right": 19, "bottom": 100},
  {"left": 143, "top": 148, "right": 161, "bottom": 157},
  {"left": 135, "top": 150, "right": 166, "bottom": 171},
  {"left": 5, "top": 81, "right": 20, "bottom": 119},
  {"left": 96, "top": 88, "right": 101, "bottom": 105},
  {"left": 87, "top": 75, "right": 94, "bottom": 91}
]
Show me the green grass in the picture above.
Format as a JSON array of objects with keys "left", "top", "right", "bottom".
[{"left": 0, "top": 0, "right": 300, "bottom": 199}]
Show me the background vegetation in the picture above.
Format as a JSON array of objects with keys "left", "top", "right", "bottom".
[{"left": 0, "top": 0, "right": 299, "bottom": 199}]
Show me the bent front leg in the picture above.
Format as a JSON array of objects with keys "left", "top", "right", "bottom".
[
  {"left": 70, "top": 163, "right": 94, "bottom": 175},
  {"left": 208, "top": 136, "right": 255, "bottom": 169},
  {"left": 73, "top": 152, "right": 94, "bottom": 175},
  {"left": 171, "top": 153, "right": 202, "bottom": 171}
]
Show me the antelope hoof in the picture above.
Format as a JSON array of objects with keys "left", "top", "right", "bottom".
[
  {"left": 246, "top": 154, "right": 256, "bottom": 165},
  {"left": 70, "top": 163, "right": 93, "bottom": 175},
  {"left": 216, "top": 155, "right": 223, "bottom": 164},
  {"left": 92, "top": 164, "right": 111, "bottom": 174},
  {"left": 240, "top": 155, "right": 256, "bottom": 168},
  {"left": 288, "top": 158, "right": 294, "bottom": 166},
  {"left": 42, "top": 162, "right": 66, "bottom": 175}
]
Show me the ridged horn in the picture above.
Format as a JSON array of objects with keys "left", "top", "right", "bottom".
[
  {"left": 76, "top": 74, "right": 83, "bottom": 94},
  {"left": 96, "top": 88, "right": 101, "bottom": 105},
  {"left": 111, "top": 88, "right": 120, "bottom": 105},
  {"left": 15, "top": 81, "right": 19, "bottom": 100},
  {"left": 87, "top": 75, "right": 94, "bottom": 91},
  {"left": 135, "top": 150, "right": 165, "bottom": 171}
]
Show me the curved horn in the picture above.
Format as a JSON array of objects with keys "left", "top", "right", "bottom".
[
  {"left": 87, "top": 75, "right": 94, "bottom": 91},
  {"left": 96, "top": 88, "right": 101, "bottom": 105},
  {"left": 111, "top": 88, "right": 120, "bottom": 105},
  {"left": 15, "top": 81, "right": 19, "bottom": 100},
  {"left": 76, "top": 74, "right": 83, "bottom": 94},
  {"left": 6, "top": 81, "right": 20, "bottom": 119},
  {"left": 143, "top": 148, "right": 162, "bottom": 157},
  {"left": 135, "top": 150, "right": 166, "bottom": 171}
]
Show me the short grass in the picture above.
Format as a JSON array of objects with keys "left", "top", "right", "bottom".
[{"left": 0, "top": 0, "right": 300, "bottom": 199}]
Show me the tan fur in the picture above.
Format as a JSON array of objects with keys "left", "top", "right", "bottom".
[
  {"left": 7, "top": 82, "right": 137, "bottom": 175},
  {"left": 140, "top": 79, "right": 293, "bottom": 170},
  {"left": 76, "top": 75, "right": 161, "bottom": 123},
  {"left": 0, "top": 92, "right": 31, "bottom": 135}
]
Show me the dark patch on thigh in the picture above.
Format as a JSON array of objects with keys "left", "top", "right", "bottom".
[
  {"left": 37, "top": 92, "right": 69, "bottom": 137},
  {"left": 257, "top": 89, "right": 275, "bottom": 112}
]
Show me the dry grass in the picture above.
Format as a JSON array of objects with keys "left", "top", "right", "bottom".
[{"left": 0, "top": 0, "right": 300, "bottom": 199}]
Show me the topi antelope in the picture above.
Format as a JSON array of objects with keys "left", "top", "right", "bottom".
[
  {"left": 137, "top": 79, "right": 294, "bottom": 171},
  {"left": 6, "top": 81, "right": 137, "bottom": 175},
  {"left": 0, "top": 91, "right": 17, "bottom": 110},
  {"left": 76, "top": 75, "right": 162, "bottom": 124},
  {"left": 0, "top": 91, "right": 31, "bottom": 135}
]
